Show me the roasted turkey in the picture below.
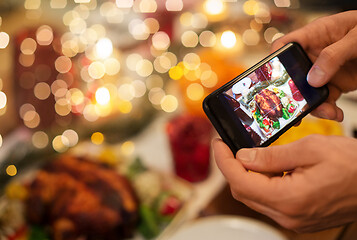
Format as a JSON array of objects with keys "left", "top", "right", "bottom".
[
  {"left": 254, "top": 89, "right": 283, "bottom": 121},
  {"left": 26, "top": 155, "right": 138, "bottom": 240}
]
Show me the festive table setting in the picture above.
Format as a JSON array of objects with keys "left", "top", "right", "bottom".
[{"left": 0, "top": 0, "right": 356, "bottom": 239}]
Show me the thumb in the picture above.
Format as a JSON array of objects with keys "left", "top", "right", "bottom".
[
  {"left": 237, "top": 140, "right": 320, "bottom": 173},
  {"left": 307, "top": 28, "right": 357, "bottom": 87}
]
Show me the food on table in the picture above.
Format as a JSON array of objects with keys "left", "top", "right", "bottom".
[
  {"left": 272, "top": 71, "right": 290, "bottom": 87},
  {"left": 288, "top": 79, "right": 304, "bottom": 101},
  {"left": 232, "top": 77, "right": 251, "bottom": 96},
  {"left": 26, "top": 155, "right": 139, "bottom": 240},
  {"left": 244, "top": 80, "right": 270, "bottom": 103},
  {"left": 255, "top": 62, "right": 272, "bottom": 82},
  {"left": 254, "top": 89, "right": 283, "bottom": 121},
  {"left": 157, "top": 194, "right": 182, "bottom": 216}
]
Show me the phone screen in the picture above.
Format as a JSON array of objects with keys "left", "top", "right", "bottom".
[{"left": 219, "top": 56, "right": 309, "bottom": 146}]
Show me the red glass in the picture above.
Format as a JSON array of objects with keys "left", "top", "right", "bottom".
[{"left": 167, "top": 114, "right": 212, "bottom": 182}]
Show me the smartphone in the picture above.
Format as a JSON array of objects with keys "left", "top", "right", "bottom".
[{"left": 203, "top": 42, "right": 329, "bottom": 154}]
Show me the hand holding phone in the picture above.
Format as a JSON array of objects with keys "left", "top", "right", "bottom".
[{"left": 203, "top": 43, "right": 328, "bottom": 153}]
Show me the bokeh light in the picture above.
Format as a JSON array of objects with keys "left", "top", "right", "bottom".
[
  {"left": 91, "top": 132, "right": 104, "bottom": 145},
  {"left": 242, "top": 29, "right": 260, "bottom": 45},
  {"left": 55, "top": 56, "right": 72, "bottom": 73},
  {"left": 152, "top": 31, "right": 170, "bottom": 50},
  {"left": 264, "top": 27, "right": 279, "bottom": 43},
  {"left": 20, "top": 38, "right": 37, "bottom": 55},
  {"left": 160, "top": 95, "right": 178, "bottom": 113},
  {"left": 187, "top": 83, "right": 204, "bottom": 101},
  {"left": 32, "top": 131, "right": 49, "bottom": 149},
  {"left": 88, "top": 61, "right": 105, "bottom": 79},
  {"left": 169, "top": 65, "right": 184, "bottom": 80},
  {"left": 62, "top": 129, "right": 79, "bottom": 147},
  {"left": 118, "top": 83, "right": 135, "bottom": 101},
  {"left": 116, "top": 0, "right": 133, "bottom": 8},
  {"left": 181, "top": 31, "right": 199, "bottom": 48},
  {"left": 166, "top": 0, "right": 183, "bottom": 11},
  {"left": 204, "top": 0, "right": 225, "bottom": 16},
  {"left": 220, "top": 30, "right": 236, "bottom": 48},
  {"left": 34, "top": 82, "right": 51, "bottom": 100},
  {"left": 149, "top": 87, "right": 165, "bottom": 105},
  {"left": 83, "top": 104, "right": 99, "bottom": 121},
  {"left": 136, "top": 59, "right": 153, "bottom": 77},
  {"left": 95, "top": 87, "right": 111, "bottom": 105},
  {"left": 121, "top": 141, "right": 135, "bottom": 155},
  {"left": 52, "top": 135, "right": 68, "bottom": 152},
  {"left": 0, "top": 91, "right": 7, "bottom": 109},
  {"left": 199, "top": 31, "right": 216, "bottom": 47},
  {"left": 144, "top": 18, "right": 160, "bottom": 34},
  {"left": 146, "top": 75, "right": 164, "bottom": 89},
  {"left": 118, "top": 100, "right": 132, "bottom": 114},
  {"left": 23, "top": 110, "right": 40, "bottom": 128},
  {"left": 243, "top": 0, "right": 259, "bottom": 15},
  {"left": 36, "top": 25, "right": 54, "bottom": 45},
  {"left": 183, "top": 53, "right": 201, "bottom": 70},
  {"left": 95, "top": 38, "right": 113, "bottom": 59},
  {"left": 55, "top": 98, "right": 71, "bottom": 116},
  {"left": 19, "top": 54, "right": 35, "bottom": 67},
  {"left": 6, "top": 165, "right": 17, "bottom": 177},
  {"left": 104, "top": 58, "right": 120, "bottom": 75}
]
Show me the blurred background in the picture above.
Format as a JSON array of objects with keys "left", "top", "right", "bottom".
[{"left": 0, "top": 0, "right": 356, "bottom": 240}]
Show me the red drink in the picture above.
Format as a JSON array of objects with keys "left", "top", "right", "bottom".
[{"left": 167, "top": 114, "right": 212, "bottom": 182}]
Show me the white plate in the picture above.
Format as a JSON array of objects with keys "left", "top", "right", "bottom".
[
  {"left": 169, "top": 215, "right": 287, "bottom": 240},
  {"left": 232, "top": 77, "right": 252, "bottom": 95}
]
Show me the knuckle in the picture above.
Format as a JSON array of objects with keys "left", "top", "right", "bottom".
[
  {"left": 303, "top": 134, "right": 322, "bottom": 144},
  {"left": 320, "top": 47, "right": 338, "bottom": 64},
  {"left": 256, "top": 148, "right": 274, "bottom": 166}
]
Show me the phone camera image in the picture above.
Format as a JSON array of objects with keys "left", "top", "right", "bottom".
[{"left": 222, "top": 57, "right": 309, "bottom": 146}]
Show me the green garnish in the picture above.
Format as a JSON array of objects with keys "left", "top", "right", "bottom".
[
  {"left": 282, "top": 108, "right": 290, "bottom": 120},
  {"left": 272, "top": 121, "right": 280, "bottom": 129}
]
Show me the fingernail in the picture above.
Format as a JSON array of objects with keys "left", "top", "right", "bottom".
[
  {"left": 307, "top": 66, "right": 325, "bottom": 86},
  {"left": 237, "top": 149, "right": 256, "bottom": 162}
]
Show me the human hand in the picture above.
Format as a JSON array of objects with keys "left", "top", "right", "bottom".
[
  {"left": 272, "top": 10, "right": 357, "bottom": 122},
  {"left": 212, "top": 135, "right": 357, "bottom": 232}
]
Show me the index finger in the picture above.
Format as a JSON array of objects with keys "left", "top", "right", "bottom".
[
  {"left": 212, "top": 139, "right": 285, "bottom": 204},
  {"left": 271, "top": 27, "right": 309, "bottom": 53}
]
